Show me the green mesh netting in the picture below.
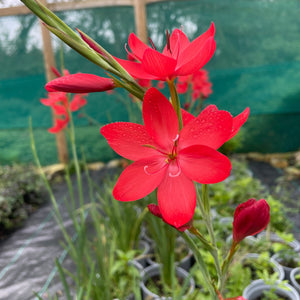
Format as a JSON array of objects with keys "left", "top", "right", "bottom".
[{"left": 0, "top": 0, "right": 300, "bottom": 165}]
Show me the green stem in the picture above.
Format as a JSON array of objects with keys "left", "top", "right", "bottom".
[
  {"left": 67, "top": 106, "right": 85, "bottom": 226},
  {"left": 167, "top": 80, "right": 183, "bottom": 130},
  {"left": 188, "top": 226, "right": 214, "bottom": 252},
  {"left": 29, "top": 118, "right": 77, "bottom": 257},
  {"left": 220, "top": 241, "right": 240, "bottom": 293},
  {"left": 198, "top": 185, "right": 222, "bottom": 287},
  {"left": 180, "top": 231, "right": 217, "bottom": 298},
  {"left": 129, "top": 207, "right": 148, "bottom": 250}
]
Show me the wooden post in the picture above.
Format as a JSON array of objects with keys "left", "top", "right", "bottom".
[
  {"left": 39, "top": 0, "right": 69, "bottom": 164},
  {"left": 133, "top": 0, "right": 148, "bottom": 43}
]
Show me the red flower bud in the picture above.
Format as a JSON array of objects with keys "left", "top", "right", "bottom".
[
  {"left": 233, "top": 198, "right": 270, "bottom": 243},
  {"left": 77, "top": 28, "right": 105, "bottom": 57},
  {"left": 46, "top": 73, "right": 115, "bottom": 93}
]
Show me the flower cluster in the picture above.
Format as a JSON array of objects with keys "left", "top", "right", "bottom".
[
  {"left": 177, "top": 69, "right": 212, "bottom": 101},
  {"left": 41, "top": 91, "right": 87, "bottom": 133},
  {"left": 36, "top": 17, "right": 271, "bottom": 299}
]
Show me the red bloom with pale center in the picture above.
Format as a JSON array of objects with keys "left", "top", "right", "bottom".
[
  {"left": 233, "top": 198, "right": 270, "bottom": 243},
  {"left": 115, "top": 23, "right": 216, "bottom": 81},
  {"left": 101, "top": 87, "right": 249, "bottom": 228}
]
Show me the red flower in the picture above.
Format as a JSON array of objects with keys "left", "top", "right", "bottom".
[
  {"left": 233, "top": 198, "right": 270, "bottom": 243},
  {"left": 147, "top": 203, "right": 193, "bottom": 232},
  {"left": 115, "top": 23, "right": 216, "bottom": 81},
  {"left": 41, "top": 92, "right": 87, "bottom": 133},
  {"left": 177, "top": 69, "right": 212, "bottom": 101},
  {"left": 100, "top": 87, "right": 248, "bottom": 228},
  {"left": 45, "top": 73, "right": 115, "bottom": 93}
]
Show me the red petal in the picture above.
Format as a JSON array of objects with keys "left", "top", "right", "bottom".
[
  {"left": 53, "top": 104, "right": 67, "bottom": 115},
  {"left": 70, "top": 95, "right": 87, "bottom": 111},
  {"left": 227, "top": 107, "right": 250, "bottom": 141},
  {"left": 175, "top": 37, "right": 216, "bottom": 76},
  {"left": 142, "top": 48, "right": 177, "bottom": 79},
  {"left": 100, "top": 122, "right": 158, "bottom": 161},
  {"left": 45, "top": 73, "right": 115, "bottom": 93},
  {"left": 113, "top": 158, "right": 167, "bottom": 201},
  {"left": 157, "top": 169, "right": 196, "bottom": 228},
  {"left": 128, "top": 33, "right": 150, "bottom": 61},
  {"left": 51, "top": 66, "right": 62, "bottom": 78},
  {"left": 143, "top": 88, "right": 178, "bottom": 151},
  {"left": 163, "top": 29, "right": 190, "bottom": 59},
  {"left": 179, "top": 145, "right": 231, "bottom": 184},
  {"left": 48, "top": 118, "right": 69, "bottom": 133},
  {"left": 181, "top": 108, "right": 195, "bottom": 126},
  {"left": 114, "top": 57, "right": 158, "bottom": 80},
  {"left": 179, "top": 105, "right": 233, "bottom": 150}
]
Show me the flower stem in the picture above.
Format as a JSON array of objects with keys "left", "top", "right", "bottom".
[
  {"left": 67, "top": 104, "right": 85, "bottom": 226},
  {"left": 167, "top": 79, "right": 183, "bottom": 130},
  {"left": 220, "top": 241, "right": 240, "bottom": 293},
  {"left": 180, "top": 231, "right": 218, "bottom": 299},
  {"left": 29, "top": 118, "right": 77, "bottom": 257},
  {"left": 197, "top": 185, "right": 222, "bottom": 288}
]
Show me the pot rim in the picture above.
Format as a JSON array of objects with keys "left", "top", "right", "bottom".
[{"left": 140, "top": 263, "right": 195, "bottom": 299}]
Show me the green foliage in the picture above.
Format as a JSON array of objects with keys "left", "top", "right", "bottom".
[
  {"left": 95, "top": 174, "right": 145, "bottom": 252},
  {"left": 225, "top": 261, "right": 252, "bottom": 297},
  {"left": 209, "top": 158, "right": 264, "bottom": 216},
  {"left": 267, "top": 195, "right": 292, "bottom": 232},
  {"left": 0, "top": 164, "right": 46, "bottom": 233},
  {"left": 261, "top": 280, "right": 290, "bottom": 300},
  {"left": 219, "top": 129, "right": 245, "bottom": 155}
]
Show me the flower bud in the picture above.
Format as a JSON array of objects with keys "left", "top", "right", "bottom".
[
  {"left": 233, "top": 198, "right": 270, "bottom": 243},
  {"left": 45, "top": 73, "right": 115, "bottom": 93}
]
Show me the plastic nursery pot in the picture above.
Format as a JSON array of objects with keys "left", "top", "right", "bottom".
[
  {"left": 134, "top": 240, "right": 152, "bottom": 268},
  {"left": 242, "top": 253, "right": 285, "bottom": 282},
  {"left": 290, "top": 267, "right": 300, "bottom": 294},
  {"left": 140, "top": 263, "right": 195, "bottom": 300},
  {"left": 272, "top": 253, "right": 300, "bottom": 282},
  {"left": 257, "top": 231, "right": 300, "bottom": 253},
  {"left": 242, "top": 279, "right": 300, "bottom": 300},
  {"left": 140, "top": 225, "right": 154, "bottom": 246}
]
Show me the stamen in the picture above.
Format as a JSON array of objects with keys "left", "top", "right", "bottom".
[
  {"left": 142, "top": 144, "right": 168, "bottom": 156},
  {"left": 172, "top": 134, "right": 179, "bottom": 142},
  {"left": 148, "top": 38, "right": 156, "bottom": 50},
  {"left": 166, "top": 30, "right": 172, "bottom": 54},
  {"left": 142, "top": 144, "right": 157, "bottom": 150}
]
